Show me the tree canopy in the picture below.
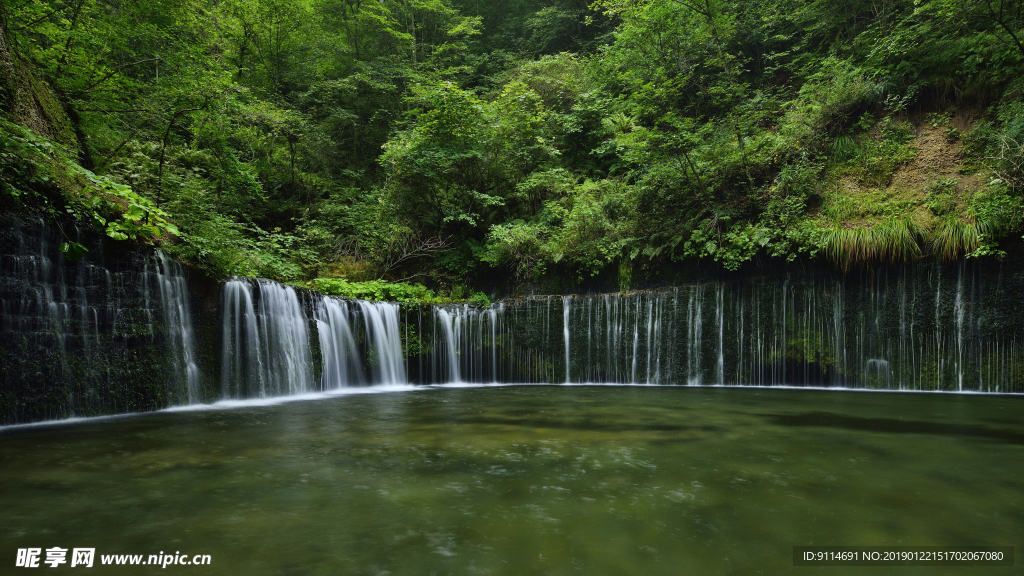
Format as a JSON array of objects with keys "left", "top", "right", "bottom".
[{"left": 2, "top": 0, "right": 1023, "bottom": 295}]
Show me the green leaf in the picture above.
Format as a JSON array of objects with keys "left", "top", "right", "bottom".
[
  {"left": 125, "top": 206, "right": 146, "bottom": 221},
  {"left": 106, "top": 228, "right": 129, "bottom": 241},
  {"left": 59, "top": 241, "right": 89, "bottom": 262}
]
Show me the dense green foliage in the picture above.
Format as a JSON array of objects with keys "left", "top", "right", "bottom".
[
  {"left": 309, "top": 277, "right": 490, "bottom": 305},
  {"left": 2, "top": 0, "right": 1024, "bottom": 295},
  {"left": 0, "top": 118, "right": 179, "bottom": 258}
]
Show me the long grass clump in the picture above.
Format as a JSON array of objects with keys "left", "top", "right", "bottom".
[
  {"left": 823, "top": 218, "right": 924, "bottom": 271},
  {"left": 930, "top": 217, "right": 1000, "bottom": 261}
]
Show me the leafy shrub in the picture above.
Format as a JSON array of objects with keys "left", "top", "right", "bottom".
[
  {"left": 925, "top": 179, "right": 959, "bottom": 216},
  {"left": 1, "top": 119, "right": 178, "bottom": 259},
  {"left": 310, "top": 279, "right": 438, "bottom": 302},
  {"left": 309, "top": 278, "right": 492, "bottom": 306},
  {"left": 468, "top": 291, "right": 492, "bottom": 308},
  {"left": 482, "top": 219, "right": 551, "bottom": 283}
]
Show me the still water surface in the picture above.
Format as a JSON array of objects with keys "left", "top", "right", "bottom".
[{"left": 1, "top": 385, "right": 1022, "bottom": 575}]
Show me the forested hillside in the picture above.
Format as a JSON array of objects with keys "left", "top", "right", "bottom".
[{"left": 2, "top": 0, "right": 1023, "bottom": 297}]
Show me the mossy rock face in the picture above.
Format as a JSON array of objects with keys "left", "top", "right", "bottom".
[
  {"left": 0, "top": 13, "right": 13, "bottom": 113},
  {"left": 0, "top": 21, "right": 77, "bottom": 149}
]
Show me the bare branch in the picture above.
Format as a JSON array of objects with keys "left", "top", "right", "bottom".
[
  {"left": 332, "top": 236, "right": 364, "bottom": 261},
  {"left": 987, "top": 135, "right": 1024, "bottom": 192},
  {"left": 97, "top": 126, "right": 140, "bottom": 169},
  {"left": 12, "top": 6, "right": 71, "bottom": 32},
  {"left": 985, "top": 0, "right": 1024, "bottom": 58},
  {"left": 389, "top": 271, "right": 431, "bottom": 283},
  {"left": 74, "top": 57, "right": 164, "bottom": 96},
  {"left": 378, "top": 234, "right": 451, "bottom": 280}
]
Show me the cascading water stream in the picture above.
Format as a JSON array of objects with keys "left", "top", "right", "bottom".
[
  {"left": 314, "top": 296, "right": 364, "bottom": 389},
  {"left": 155, "top": 251, "right": 200, "bottom": 403},
  {"left": 357, "top": 300, "right": 407, "bottom": 385},
  {"left": 563, "top": 295, "right": 571, "bottom": 383},
  {"left": 435, "top": 307, "right": 462, "bottom": 383},
  {"left": 220, "top": 278, "right": 314, "bottom": 398}
]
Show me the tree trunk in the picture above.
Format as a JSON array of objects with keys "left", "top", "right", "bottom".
[{"left": 157, "top": 107, "right": 202, "bottom": 208}]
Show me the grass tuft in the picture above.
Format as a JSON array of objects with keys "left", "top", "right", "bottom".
[
  {"left": 930, "top": 217, "right": 1001, "bottom": 261},
  {"left": 823, "top": 218, "right": 924, "bottom": 271},
  {"left": 830, "top": 134, "right": 859, "bottom": 162}
]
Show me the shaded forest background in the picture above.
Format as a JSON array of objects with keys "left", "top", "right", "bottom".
[{"left": 2, "top": 0, "right": 1023, "bottom": 299}]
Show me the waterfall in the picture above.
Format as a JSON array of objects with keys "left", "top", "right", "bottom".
[
  {"left": 357, "top": 300, "right": 407, "bottom": 385},
  {"left": 563, "top": 295, "right": 571, "bottom": 383},
  {"left": 6, "top": 213, "right": 1024, "bottom": 426},
  {"left": 401, "top": 264, "right": 1022, "bottom": 391},
  {"left": 435, "top": 307, "right": 462, "bottom": 382},
  {"left": 489, "top": 304, "right": 501, "bottom": 382},
  {"left": 0, "top": 216, "right": 204, "bottom": 423},
  {"left": 220, "top": 278, "right": 314, "bottom": 398},
  {"left": 314, "top": 296, "right": 365, "bottom": 389},
  {"left": 687, "top": 288, "right": 703, "bottom": 385},
  {"left": 432, "top": 304, "right": 508, "bottom": 384},
  {"left": 155, "top": 251, "right": 200, "bottom": 403}
]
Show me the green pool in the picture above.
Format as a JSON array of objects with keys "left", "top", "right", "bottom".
[{"left": 2, "top": 385, "right": 1022, "bottom": 575}]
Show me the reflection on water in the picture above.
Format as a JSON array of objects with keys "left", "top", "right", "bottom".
[{"left": 1, "top": 386, "right": 1022, "bottom": 575}]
